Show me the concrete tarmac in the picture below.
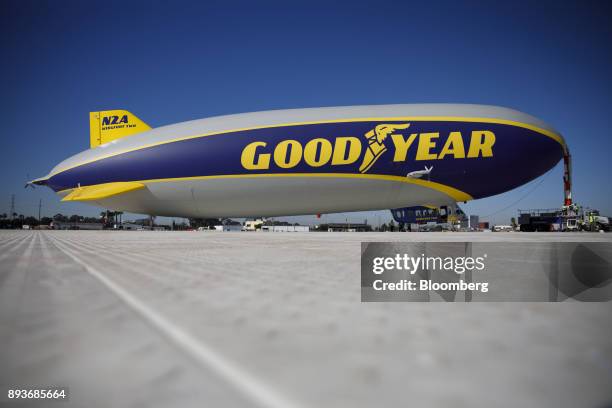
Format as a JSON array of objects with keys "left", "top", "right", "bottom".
[{"left": 0, "top": 230, "right": 611, "bottom": 408}]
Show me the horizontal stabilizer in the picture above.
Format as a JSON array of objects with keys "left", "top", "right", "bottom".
[
  {"left": 61, "top": 182, "right": 145, "bottom": 202},
  {"left": 90, "top": 110, "right": 151, "bottom": 148}
]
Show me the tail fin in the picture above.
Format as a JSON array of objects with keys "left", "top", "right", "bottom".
[{"left": 89, "top": 110, "right": 151, "bottom": 148}]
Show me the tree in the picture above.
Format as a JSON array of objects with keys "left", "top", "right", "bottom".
[
  {"left": 53, "top": 213, "right": 68, "bottom": 222},
  {"left": 23, "top": 216, "right": 39, "bottom": 226},
  {"left": 100, "top": 211, "right": 114, "bottom": 227}
]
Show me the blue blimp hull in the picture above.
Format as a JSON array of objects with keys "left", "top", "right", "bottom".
[{"left": 33, "top": 104, "right": 566, "bottom": 218}]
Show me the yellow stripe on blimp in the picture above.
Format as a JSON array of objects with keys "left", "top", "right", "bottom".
[
  {"left": 61, "top": 181, "right": 145, "bottom": 202},
  {"left": 58, "top": 173, "right": 473, "bottom": 203}
]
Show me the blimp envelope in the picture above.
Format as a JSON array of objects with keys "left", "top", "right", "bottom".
[{"left": 31, "top": 104, "right": 566, "bottom": 218}]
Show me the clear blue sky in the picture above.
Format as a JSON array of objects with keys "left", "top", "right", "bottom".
[{"left": 1, "top": 0, "right": 611, "bottom": 226}]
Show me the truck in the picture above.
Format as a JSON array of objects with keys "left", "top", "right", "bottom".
[
  {"left": 581, "top": 209, "right": 610, "bottom": 231},
  {"left": 518, "top": 205, "right": 609, "bottom": 232},
  {"left": 518, "top": 207, "right": 575, "bottom": 231},
  {"left": 517, "top": 151, "right": 609, "bottom": 232}
]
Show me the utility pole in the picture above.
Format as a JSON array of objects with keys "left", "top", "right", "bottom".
[
  {"left": 10, "top": 194, "right": 15, "bottom": 220},
  {"left": 38, "top": 199, "right": 42, "bottom": 222}
]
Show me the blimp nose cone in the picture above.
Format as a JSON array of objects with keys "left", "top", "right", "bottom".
[{"left": 431, "top": 118, "right": 566, "bottom": 200}]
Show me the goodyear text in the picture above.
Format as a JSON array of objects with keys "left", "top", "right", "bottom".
[{"left": 241, "top": 126, "right": 495, "bottom": 172}]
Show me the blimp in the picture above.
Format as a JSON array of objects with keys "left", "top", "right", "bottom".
[{"left": 29, "top": 104, "right": 567, "bottom": 218}]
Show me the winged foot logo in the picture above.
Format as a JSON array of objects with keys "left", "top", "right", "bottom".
[
  {"left": 240, "top": 123, "right": 496, "bottom": 173},
  {"left": 358, "top": 124, "right": 410, "bottom": 173}
]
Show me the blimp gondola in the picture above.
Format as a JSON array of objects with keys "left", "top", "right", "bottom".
[{"left": 30, "top": 104, "right": 567, "bottom": 218}]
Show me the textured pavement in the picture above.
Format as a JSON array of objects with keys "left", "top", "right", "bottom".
[{"left": 0, "top": 230, "right": 611, "bottom": 408}]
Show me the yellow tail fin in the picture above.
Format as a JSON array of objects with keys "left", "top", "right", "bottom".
[{"left": 89, "top": 110, "right": 151, "bottom": 148}]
